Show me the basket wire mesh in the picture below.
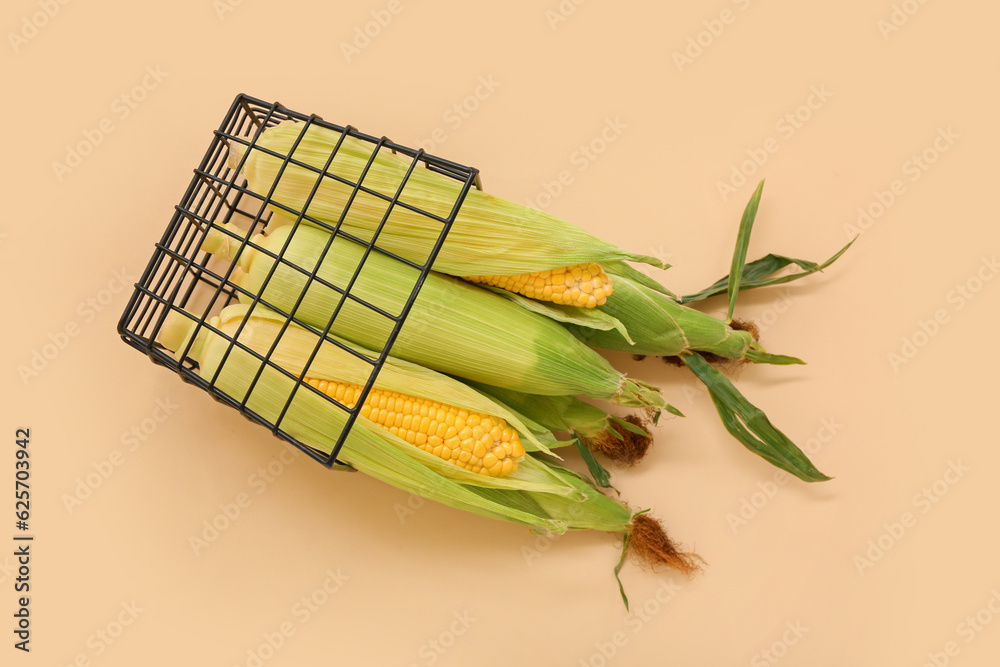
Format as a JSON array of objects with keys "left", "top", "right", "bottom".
[{"left": 117, "top": 93, "right": 481, "bottom": 468}]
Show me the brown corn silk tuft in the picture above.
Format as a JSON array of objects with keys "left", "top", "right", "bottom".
[
  {"left": 628, "top": 513, "right": 704, "bottom": 576},
  {"left": 729, "top": 318, "right": 760, "bottom": 341},
  {"left": 586, "top": 415, "right": 652, "bottom": 466}
]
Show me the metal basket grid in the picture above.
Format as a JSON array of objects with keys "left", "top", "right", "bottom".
[{"left": 117, "top": 93, "right": 480, "bottom": 467}]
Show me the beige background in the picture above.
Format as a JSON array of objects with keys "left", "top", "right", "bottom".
[{"left": 3, "top": 0, "right": 998, "bottom": 665}]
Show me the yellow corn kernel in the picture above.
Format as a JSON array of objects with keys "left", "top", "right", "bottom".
[
  {"left": 463, "top": 262, "right": 613, "bottom": 308},
  {"left": 303, "top": 377, "right": 525, "bottom": 476}
]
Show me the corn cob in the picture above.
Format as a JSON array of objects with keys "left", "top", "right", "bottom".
[
  {"left": 200, "top": 222, "right": 668, "bottom": 408},
  {"left": 301, "top": 378, "right": 525, "bottom": 477},
  {"left": 157, "top": 303, "right": 701, "bottom": 586},
  {"left": 228, "top": 121, "right": 670, "bottom": 306},
  {"left": 462, "top": 263, "right": 613, "bottom": 309}
]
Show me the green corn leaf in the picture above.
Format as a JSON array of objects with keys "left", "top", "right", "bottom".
[
  {"left": 573, "top": 438, "right": 615, "bottom": 489},
  {"left": 726, "top": 180, "right": 765, "bottom": 322},
  {"left": 680, "top": 238, "right": 855, "bottom": 304},
  {"left": 745, "top": 349, "right": 806, "bottom": 365},
  {"left": 680, "top": 353, "right": 830, "bottom": 482},
  {"left": 614, "top": 532, "right": 631, "bottom": 611}
]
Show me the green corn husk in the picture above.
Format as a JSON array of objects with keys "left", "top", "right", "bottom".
[
  {"left": 563, "top": 271, "right": 759, "bottom": 358},
  {"left": 157, "top": 303, "right": 701, "bottom": 593},
  {"left": 464, "top": 381, "right": 656, "bottom": 467},
  {"left": 471, "top": 384, "right": 613, "bottom": 439},
  {"left": 228, "top": 121, "right": 670, "bottom": 287},
  {"left": 201, "top": 221, "right": 668, "bottom": 408}
]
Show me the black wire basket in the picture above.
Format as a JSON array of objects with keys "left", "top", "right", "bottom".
[{"left": 117, "top": 93, "right": 481, "bottom": 468}]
